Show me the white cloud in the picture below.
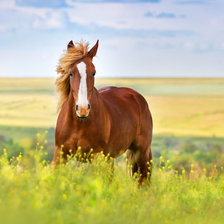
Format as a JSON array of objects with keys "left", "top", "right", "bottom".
[
  {"left": 0, "top": 0, "right": 66, "bottom": 30},
  {"left": 0, "top": 0, "right": 15, "bottom": 8},
  {"left": 65, "top": 1, "right": 187, "bottom": 30},
  {"left": 32, "top": 11, "right": 66, "bottom": 29},
  {"left": 221, "top": 42, "right": 224, "bottom": 49}
]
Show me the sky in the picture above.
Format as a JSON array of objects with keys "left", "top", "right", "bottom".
[{"left": 0, "top": 0, "right": 224, "bottom": 78}]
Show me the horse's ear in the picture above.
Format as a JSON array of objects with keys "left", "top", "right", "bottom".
[
  {"left": 87, "top": 40, "right": 99, "bottom": 59},
  {"left": 67, "top": 40, "right": 74, "bottom": 49}
]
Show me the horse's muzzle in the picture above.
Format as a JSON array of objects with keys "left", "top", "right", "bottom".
[{"left": 75, "top": 104, "right": 91, "bottom": 118}]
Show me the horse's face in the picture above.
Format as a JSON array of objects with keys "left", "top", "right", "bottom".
[{"left": 69, "top": 41, "right": 98, "bottom": 118}]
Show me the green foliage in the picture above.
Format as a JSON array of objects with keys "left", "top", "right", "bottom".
[
  {"left": 0, "top": 145, "right": 223, "bottom": 224},
  {"left": 0, "top": 135, "right": 24, "bottom": 158}
]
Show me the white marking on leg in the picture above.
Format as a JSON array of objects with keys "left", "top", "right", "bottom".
[{"left": 76, "top": 62, "right": 89, "bottom": 107}]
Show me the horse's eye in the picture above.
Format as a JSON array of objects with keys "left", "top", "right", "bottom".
[
  {"left": 69, "top": 72, "right": 73, "bottom": 77},
  {"left": 92, "top": 71, "right": 96, "bottom": 77}
]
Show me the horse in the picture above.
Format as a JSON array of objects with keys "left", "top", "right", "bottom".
[{"left": 53, "top": 40, "right": 153, "bottom": 184}]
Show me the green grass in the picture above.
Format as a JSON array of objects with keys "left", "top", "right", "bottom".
[{"left": 0, "top": 148, "right": 223, "bottom": 224}]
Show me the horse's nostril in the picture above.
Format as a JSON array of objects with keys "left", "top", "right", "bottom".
[
  {"left": 75, "top": 104, "right": 78, "bottom": 111},
  {"left": 88, "top": 104, "right": 91, "bottom": 110}
]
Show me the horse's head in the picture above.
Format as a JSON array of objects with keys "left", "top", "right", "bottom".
[{"left": 68, "top": 40, "right": 98, "bottom": 118}]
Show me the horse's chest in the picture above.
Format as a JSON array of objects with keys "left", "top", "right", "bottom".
[{"left": 67, "top": 127, "right": 105, "bottom": 153}]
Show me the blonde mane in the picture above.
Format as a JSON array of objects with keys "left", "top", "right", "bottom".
[{"left": 56, "top": 40, "right": 89, "bottom": 111}]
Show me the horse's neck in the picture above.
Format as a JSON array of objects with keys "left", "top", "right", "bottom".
[
  {"left": 89, "top": 87, "right": 105, "bottom": 117},
  {"left": 90, "top": 88, "right": 111, "bottom": 142}
]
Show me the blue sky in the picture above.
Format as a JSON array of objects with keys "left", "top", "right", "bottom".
[{"left": 0, "top": 0, "right": 224, "bottom": 78}]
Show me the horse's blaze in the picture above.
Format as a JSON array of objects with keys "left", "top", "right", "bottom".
[{"left": 76, "top": 61, "right": 89, "bottom": 117}]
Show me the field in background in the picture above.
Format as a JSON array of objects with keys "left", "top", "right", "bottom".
[
  {"left": 0, "top": 77, "right": 223, "bottom": 160},
  {"left": 0, "top": 78, "right": 224, "bottom": 138},
  {"left": 0, "top": 77, "right": 224, "bottom": 156}
]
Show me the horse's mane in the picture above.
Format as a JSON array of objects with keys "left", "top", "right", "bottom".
[{"left": 56, "top": 40, "right": 89, "bottom": 111}]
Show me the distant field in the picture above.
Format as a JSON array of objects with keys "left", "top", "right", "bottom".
[
  {"left": 0, "top": 78, "right": 56, "bottom": 128},
  {"left": 0, "top": 78, "right": 224, "bottom": 140}
]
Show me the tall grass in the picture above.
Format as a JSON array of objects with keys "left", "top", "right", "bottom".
[{"left": 0, "top": 143, "right": 223, "bottom": 224}]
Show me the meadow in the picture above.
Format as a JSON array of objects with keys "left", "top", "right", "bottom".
[
  {"left": 0, "top": 147, "right": 224, "bottom": 224},
  {"left": 1, "top": 78, "right": 224, "bottom": 137},
  {"left": 0, "top": 78, "right": 224, "bottom": 224}
]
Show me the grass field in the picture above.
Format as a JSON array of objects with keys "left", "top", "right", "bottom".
[
  {"left": 0, "top": 150, "right": 224, "bottom": 224},
  {"left": 0, "top": 78, "right": 224, "bottom": 224}
]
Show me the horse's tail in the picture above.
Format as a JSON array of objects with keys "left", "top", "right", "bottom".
[
  {"left": 126, "top": 149, "right": 136, "bottom": 176},
  {"left": 126, "top": 149, "right": 153, "bottom": 180}
]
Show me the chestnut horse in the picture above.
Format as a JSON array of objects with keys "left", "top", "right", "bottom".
[{"left": 54, "top": 40, "right": 153, "bottom": 183}]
